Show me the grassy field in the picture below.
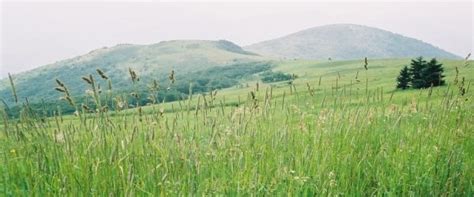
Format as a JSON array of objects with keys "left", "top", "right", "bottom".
[{"left": 1, "top": 58, "right": 473, "bottom": 195}]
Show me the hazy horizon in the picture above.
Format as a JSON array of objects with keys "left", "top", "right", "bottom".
[{"left": 1, "top": 1, "right": 472, "bottom": 77}]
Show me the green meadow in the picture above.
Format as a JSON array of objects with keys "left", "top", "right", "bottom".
[{"left": 1, "top": 58, "right": 473, "bottom": 195}]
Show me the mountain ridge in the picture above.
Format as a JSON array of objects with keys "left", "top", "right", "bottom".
[{"left": 244, "top": 23, "right": 460, "bottom": 60}]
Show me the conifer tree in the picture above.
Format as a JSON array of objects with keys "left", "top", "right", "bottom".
[
  {"left": 409, "top": 56, "right": 427, "bottom": 88},
  {"left": 423, "top": 58, "right": 445, "bottom": 87},
  {"left": 396, "top": 66, "right": 411, "bottom": 89}
]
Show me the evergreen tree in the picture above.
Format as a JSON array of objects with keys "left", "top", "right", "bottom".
[
  {"left": 396, "top": 66, "right": 411, "bottom": 89},
  {"left": 409, "top": 56, "right": 427, "bottom": 88},
  {"left": 423, "top": 58, "right": 445, "bottom": 87}
]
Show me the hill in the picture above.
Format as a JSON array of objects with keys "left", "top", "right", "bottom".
[
  {"left": 0, "top": 40, "right": 267, "bottom": 105},
  {"left": 245, "top": 24, "right": 460, "bottom": 60}
]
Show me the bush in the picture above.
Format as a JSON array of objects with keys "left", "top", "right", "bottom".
[{"left": 260, "top": 71, "right": 294, "bottom": 83}]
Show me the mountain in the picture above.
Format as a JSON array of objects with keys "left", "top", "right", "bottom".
[
  {"left": 245, "top": 24, "right": 460, "bottom": 60},
  {"left": 0, "top": 40, "right": 267, "bottom": 105}
]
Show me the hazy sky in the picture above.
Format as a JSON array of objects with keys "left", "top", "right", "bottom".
[{"left": 1, "top": 1, "right": 473, "bottom": 76}]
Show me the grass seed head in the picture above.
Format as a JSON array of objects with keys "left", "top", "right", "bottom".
[
  {"left": 60, "top": 96, "right": 75, "bottom": 107},
  {"left": 55, "top": 87, "right": 66, "bottom": 93},
  {"left": 8, "top": 73, "right": 18, "bottom": 103},
  {"left": 82, "top": 76, "right": 92, "bottom": 84},
  {"left": 55, "top": 79, "right": 65, "bottom": 87},
  {"left": 169, "top": 70, "right": 176, "bottom": 84},
  {"left": 129, "top": 68, "right": 139, "bottom": 82},
  {"left": 82, "top": 104, "right": 90, "bottom": 111},
  {"left": 465, "top": 53, "right": 471, "bottom": 67},
  {"left": 101, "top": 106, "right": 108, "bottom": 113},
  {"left": 152, "top": 80, "right": 159, "bottom": 90},
  {"left": 364, "top": 57, "right": 368, "bottom": 70},
  {"left": 96, "top": 69, "right": 108, "bottom": 80}
]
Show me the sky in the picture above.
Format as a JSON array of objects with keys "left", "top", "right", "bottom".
[{"left": 1, "top": 1, "right": 473, "bottom": 77}]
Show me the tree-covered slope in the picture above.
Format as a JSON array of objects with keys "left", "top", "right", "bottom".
[{"left": 0, "top": 40, "right": 267, "bottom": 105}]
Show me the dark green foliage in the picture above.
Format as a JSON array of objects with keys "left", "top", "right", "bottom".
[
  {"left": 409, "top": 56, "right": 427, "bottom": 89},
  {"left": 423, "top": 58, "right": 445, "bottom": 87},
  {"left": 174, "top": 62, "right": 271, "bottom": 94},
  {"left": 4, "top": 99, "right": 74, "bottom": 119},
  {"left": 396, "top": 66, "right": 411, "bottom": 89},
  {"left": 399, "top": 57, "right": 446, "bottom": 90},
  {"left": 2, "top": 62, "right": 272, "bottom": 118},
  {"left": 260, "top": 71, "right": 294, "bottom": 83}
]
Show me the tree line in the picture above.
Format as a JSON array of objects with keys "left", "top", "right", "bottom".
[
  {"left": 2, "top": 62, "right": 274, "bottom": 118},
  {"left": 259, "top": 71, "right": 295, "bottom": 83}
]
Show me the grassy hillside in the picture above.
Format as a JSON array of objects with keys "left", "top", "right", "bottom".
[
  {"left": 1, "top": 58, "right": 472, "bottom": 195},
  {"left": 245, "top": 24, "right": 460, "bottom": 60},
  {"left": 0, "top": 40, "right": 267, "bottom": 105}
]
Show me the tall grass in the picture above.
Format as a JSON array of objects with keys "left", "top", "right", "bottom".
[{"left": 0, "top": 59, "right": 472, "bottom": 195}]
